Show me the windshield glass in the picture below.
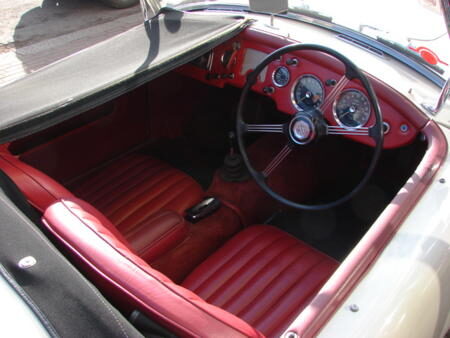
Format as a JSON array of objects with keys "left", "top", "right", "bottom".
[{"left": 169, "top": 0, "right": 450, "bottom": 75}]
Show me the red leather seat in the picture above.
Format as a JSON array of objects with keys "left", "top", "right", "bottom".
[
  {"left": 0, "top": 152, "right": 203, "bottom": 221},
  {"left": 183, "top": 226, "right": 338, "bottom": 337},
  {"left": 0, "top": 152, "right": 204, "bottom": 263},
  {"left": 71, "top": 154, "right": 204, "bottom": 235},
  {"left": 43, "top": 198, "right": 263, "bottom": 337},
  {"left": 43, "top": 198, "right": 338, "bottom": 337},
  {"left": 0, "top": 152, "right": 76, "bottom": 212}
]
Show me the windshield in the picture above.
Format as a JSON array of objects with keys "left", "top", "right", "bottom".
[{"left": 169, "top": 0, "right": 450, "bottom": 75}]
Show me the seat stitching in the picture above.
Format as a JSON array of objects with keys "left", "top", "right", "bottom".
[
  {"left": 103, "top": 169, "right": 179, "bottom": 220},
  {"left": 192, "top": 232, "right": 283, "bottom": 300},
  {"left": 53, "top": 200, "right": 260, "bottom": 337},
  {"left": 150, "top": 180, "right": 200, "bottom": 214},
  {"left": 233, "top": 247, "right": 314, "bottom": 318},
  {"left": 115, "top": 178, "right": 196, "bottom": 228},
  {"left": 84, "top": 158, "right": 165, "bottom": 202},
  {"left": 250, "top": 258, "right": 329, "bottom": 327},
  {"left": 82, "top": 277, "right": 130, "bottom": 338},
  {"left": 88, "top": 163, "right": 168, "bottom": 208},
  {"left": 207, "top": 240, "right": 300, "bottom": 305},
  {"left": 264, "top": 271, "right": 330, "bottom": 338},
  {"left": 104, "top": 169, "right": 179, "bottom": 218},
  {"left": 79, "top": 159, "right": 165, "bottom": 204},
  {"left": 122, "top": 211, "right": 178, "bottom": 238},
  {"left": 76, "top": 155, "right": 149, "bottom": 198},
  {"left": 218, "top": 244, "right": 308, "bottom": 309},
  {"left": 113, "top": 174, "right": 188, "bottom": 227},
  {"left": 134, "top": 223, "right": 182, "bottom": 259},
  {"left": 186, "top": 228, "right": 276, "bottom": 292},
  {"left": 261, "top": 262, "right": 333, "bottom": 338}
]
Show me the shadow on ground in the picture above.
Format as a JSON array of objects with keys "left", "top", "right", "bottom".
[{"left": 13, "top": 0, "right": 140, "bottom": 73}]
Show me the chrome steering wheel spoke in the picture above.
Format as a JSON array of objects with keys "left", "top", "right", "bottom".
[
  {"left": 244, "top": 123, "right": 284, "bottom": 133},
  {"left": 322, "top": 76, "right": 350, "bottom": 112},
  {"left": 326, "top": 125, "right": 370, "bottom": 136},
  {"left": 262, "top": 144, "right": 292, "bottom": 178},
  {"left": 236, "top": 43, "right": 383, "bottom": 210}
]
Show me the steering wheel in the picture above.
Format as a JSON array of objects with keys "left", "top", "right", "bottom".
[{"left": 236, "top": 44, "right": 384, "bottom": 211}]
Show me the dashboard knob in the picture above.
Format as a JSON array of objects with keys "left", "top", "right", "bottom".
[
  {"left": 326, "top": 79, "right": 337, "bottom": 86},
  {"left": 286, "top": 58, "right": 299, "bottom": 66},
  {"left": 263, "top": 86, "right": 275, "bottom": 94}
]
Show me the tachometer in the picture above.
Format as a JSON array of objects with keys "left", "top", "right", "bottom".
[
  {"left": 292, "top": 74, "right": 324, "bottom": 111},
  {"left": 333, "top": 89, "right": 371, "bottom": 128},
  {"left": 272, "top": 66, "right": 290, "bottom": 87}
]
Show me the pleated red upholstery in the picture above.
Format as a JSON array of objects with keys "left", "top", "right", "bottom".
[
  {"left": 43, "top": 198, "right": 263, "bottom": 338},
  {"left": 72, "top": 153, "right": 204, "bottom": 235},
  {"left": 0, "top": 151, "right": 204, "bottom": 264},
  {"left": 182, "top": 225, "right": 339, "bottom": 337}
]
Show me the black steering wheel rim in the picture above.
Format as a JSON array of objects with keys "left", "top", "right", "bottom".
[{"left": 236, "top": 44, "right": 384, "bottom": 211}]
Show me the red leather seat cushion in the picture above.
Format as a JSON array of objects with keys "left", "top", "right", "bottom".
[
  {"left": 0, "top": 151, "right": 203, "bottom": 264},
  {"left": 72, "top": 154, "right": 204, "bottom": 235},
  {"left": 43, "top": 198, "right": 263, "bottom": 338},
  {"left": 182, "top": 225, "right": 338, "bottom": 337},
  {"left": 126, "top": 210, "right": 188, "bottom": 262},
  {"left": 0, "top": 152, "right": 75, "bottom": 212},
  {"left": 43, "top": 198, "right": 337, "bottom": 337}
]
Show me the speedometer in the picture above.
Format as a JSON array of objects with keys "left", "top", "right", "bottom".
[
  {"left": 333, "top": 89, "right": 371, "bottom": 128},
  {"left": 292, "top": 74, "right": 324, "bottom": 111}
]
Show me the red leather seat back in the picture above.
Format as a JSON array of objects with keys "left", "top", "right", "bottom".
[
  {"left": 42, "top": 198, "right": 262, "bottom": 338},
  {"left": 0, "top": 153, "right": 74, "bottom": 212},
  {"left": 71, "top": 153, "right": 204, "bottom": 233},
  {"left": 183, "top": 225, "right": 339, "bottom": 337}
]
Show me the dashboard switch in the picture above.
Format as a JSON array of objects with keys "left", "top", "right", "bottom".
[
  {"left": 286, "top": 58, "right": 299, "bottom": 66},
  {"left": 263, "top": 86, "right": 275, "bottom": 94},
  {"left": 206, "top": 73, "right": 220, "bottom": 80},
  {"left": 221, "top": 73, "right": 235, "bottom": 79}
]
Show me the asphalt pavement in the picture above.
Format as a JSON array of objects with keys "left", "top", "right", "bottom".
[{"left": 0, "top": 0, "right": 142, "bottom": 87}]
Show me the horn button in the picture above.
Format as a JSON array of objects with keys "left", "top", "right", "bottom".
[{"left": 289, "top": 114, "right": 316, "bottom": 145}]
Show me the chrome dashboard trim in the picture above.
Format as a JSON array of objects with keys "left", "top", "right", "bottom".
[
  {"left": 332, "top": 88, "right": 371, "bottom": 128},
  {"left": 272, "top": 66, "right": 290, "bottom": 87},
  {"left": 290, "top": 74, "right": 325, "bottom": 112},
  {"left": 336, "top": 34, "right": 385, "bottom": 58}
]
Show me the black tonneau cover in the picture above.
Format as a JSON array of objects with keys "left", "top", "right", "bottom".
[
  {"left": 0, "top": 170, "right": 143, "bottom": 337},
  {"left": 0, "top": 9, "right": 250, "bottom": 143}
]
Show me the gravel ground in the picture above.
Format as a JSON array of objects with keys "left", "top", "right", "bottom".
[{"left": 0, "top": 0, "right": 142, "bottom": 86}]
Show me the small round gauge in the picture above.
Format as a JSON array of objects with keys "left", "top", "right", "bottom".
[
  {"left": 333, "top": 89, "right": 371, "bottom": 128},
  {"left": 272, "top": 66, "right": 290, "bottom": 87},
  {"left": 292, "top": 75, "right": 324, "bottom": 111}
]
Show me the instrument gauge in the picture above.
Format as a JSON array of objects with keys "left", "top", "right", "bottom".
[
  {"left": 292, "top": 75, "right": 324, "bottom": 111},
  {"left": 272, "top": 66, "right": 290, "bottom": 87},
  {"left": 333, "top": 89, "right": 371, "bottom": 128}
]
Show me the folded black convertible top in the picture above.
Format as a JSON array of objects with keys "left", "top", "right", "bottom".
[{"left": 0, "top": 9, "right": 250, "bottom": 143}]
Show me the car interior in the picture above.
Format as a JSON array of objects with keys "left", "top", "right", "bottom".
[{"left": 0, "top": 26, "right": 444, "bottom": 337}]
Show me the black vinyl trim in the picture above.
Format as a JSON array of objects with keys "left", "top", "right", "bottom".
[
  {"left": 0, "top": 171, "right": 143, "bottom": 338},
  {"left": 0, "top": 264, "right": 59, "bottom": 337}
]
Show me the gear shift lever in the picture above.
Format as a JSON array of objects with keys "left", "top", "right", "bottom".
[
  {"left": 220, "top": 131, "right": 249, "bottom": 182},
  {"left": 228, "top": 131, "right": 236, "bottom": 155}
]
